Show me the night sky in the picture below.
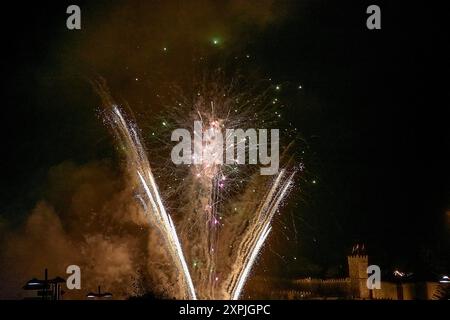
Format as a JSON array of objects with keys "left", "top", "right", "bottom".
[{"left": 1, "top": 0, "right": 449, "bottom": 296}]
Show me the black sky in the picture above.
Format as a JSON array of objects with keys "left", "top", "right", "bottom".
[{"left": 1, "top": 0, "right": 449, "bottom": 279}]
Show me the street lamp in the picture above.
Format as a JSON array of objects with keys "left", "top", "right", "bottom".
[
  {"left": 48, "top": 276, "right": 66, "bottom": 300},
  {"left": 23, "top": 269, "right": 65, "bottom": 300},
  {"left": 87, "top": 286, "right": 113, "bottom": 299},
  {"left": 23, "top": 278, "right": 46, "bottom": 289},
  {"left": 439, "top": 275, "right": 450, "bottom": 284}
]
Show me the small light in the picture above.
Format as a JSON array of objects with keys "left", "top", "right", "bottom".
[
  {"left": 276, "top": 85, "right": 281, "bottom": 90},
  {"left": 312, "top": 180, "right": 316, "bottom": 184},
  {"left": 393, "top": 270, "right": 405, "bottom": 278},
  {"left": 163, "top": 47, "right": 167, "bottom": 51}
]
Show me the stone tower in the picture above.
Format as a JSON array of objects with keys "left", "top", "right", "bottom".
[{"left": 347, "top": 244, "right": 370, "bottom": 299}]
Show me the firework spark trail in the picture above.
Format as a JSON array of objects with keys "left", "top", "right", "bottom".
[
  {"left": 232, "top": 224, "right": 272, "bottom": 300},
  {"left": 195, "top": 156, "right": 221, "bottom": 299},
  {"left": 207, "top": 175, "right": 220, "bottom": 298},
  {"left": 109, "top": 105, "right": 197, "bottom": 300},
  {"left": 188, "top": 102, "right": 230, "bottom": 299},
  {"left": 97, "top": 78, "right": 297, "bottom": 300},
  {"left": 230, "top": 172, "right": 294, "bottom": 300},
  {"left": 225, "top": 173, "right": 284, "bottom": 297},
  {"left": 182, "top": 176, "right": 216, "bottom": 298},
  {"left": 227, "top": 169, "right": 295, "bottom": 300},
  {"left": 158, "top": 94, "right": 293, "bottom": 299}
]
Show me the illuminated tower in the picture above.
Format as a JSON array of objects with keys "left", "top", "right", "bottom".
[{"left": 347, "top": 244, "right": 370, "bottom": 299}]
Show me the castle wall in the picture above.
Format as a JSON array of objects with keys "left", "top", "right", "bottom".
[
  {"left": 371, "top": 281, "right": 440, "bottom": 300},
  {"left": 372, "top": 281, "right": 398, "bottom": 299},
  {"left": 347, "top": 254, "right": 369, "bottom": 299},
  {"left": 293, "top": 278, "right": 351, "bottom": 298},
  {"left": 247, "top": 251, "right": 442, "bottom": 300},
  {"left": 251, "top": 278, "right": 441, "bottom": 299}
]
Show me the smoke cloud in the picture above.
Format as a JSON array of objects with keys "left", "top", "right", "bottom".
[{"left": 0, "top": 161, "right": 175, "bottom": 299}]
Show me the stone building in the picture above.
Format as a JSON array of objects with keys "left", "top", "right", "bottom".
[{"left": 248, "top": 244, "right": 444, "bottom": 300}]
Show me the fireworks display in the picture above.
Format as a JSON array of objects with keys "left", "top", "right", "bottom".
[
  {"left": 105, "top": 104, "right": 197, "bottom": 299},
  {"left": 95, "top": 77, "right": 297, "bottom": 299},
  {"left": 1, "top": 0, "right": 447, "bottom": 306}
]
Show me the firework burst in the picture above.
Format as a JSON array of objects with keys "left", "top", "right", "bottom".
[{"left": 94, "top": 75, "right": 299, "bottom": 299}]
